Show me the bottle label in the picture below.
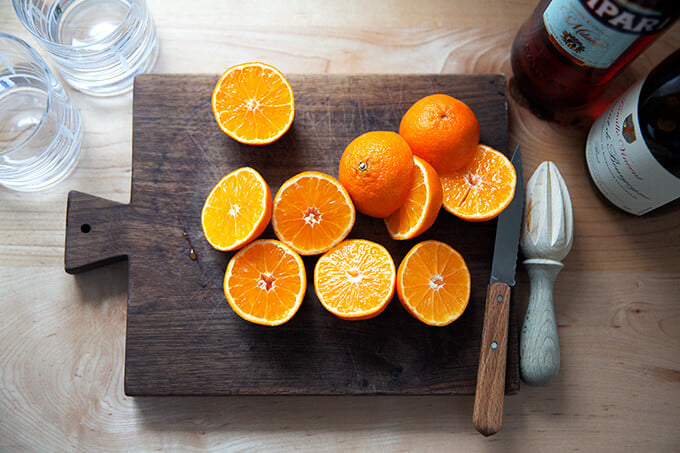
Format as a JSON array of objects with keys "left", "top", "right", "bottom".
[
  {"left": 586, "top": 78, "right": 680, "bottom": 215},
  {"left": 543, "top": 0, "right": 671, "bottom": 68}
]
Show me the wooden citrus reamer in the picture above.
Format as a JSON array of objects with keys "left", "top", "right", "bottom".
[{"left": 519, "top": 161, "right": 573, "bottom": 386}]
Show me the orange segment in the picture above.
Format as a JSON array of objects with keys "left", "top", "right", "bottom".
[
  {"left": 272, "top": 171, "right": 356, "bottom": 255},
  {"left": 385, "top": 156, "right": 443, "bottom": 240},
  {"left": 314, "top": 239, "right": 395, "bottom": 320},
  {"left": 211, "top": 62, "right": 295, "bottom": 145},
  {"left": 441, "top": 144, "right": 517, "bottom": 222},
  {"left": 201, "top": 167, "right": 272, "bottom": 251},
  {"left": 224, "top": 239, "right": 306, "bottom": 326},
  {"left": 396, "top": 240, "right": 471, "bottom": 326}
]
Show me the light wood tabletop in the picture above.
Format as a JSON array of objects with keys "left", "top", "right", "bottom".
[{"left": 1, "top": 0, "right": 679, "bottom": 450}]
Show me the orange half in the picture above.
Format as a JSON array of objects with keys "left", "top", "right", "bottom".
[
  {"left": 224, "top": 239, "right": 306, "bottom": 326},
  {"left": 385, "top": 156, "right": 443, "bottom": 240},
  {"left": 272, "top": 171, "right": 356, "bottom": 255},
  {"left": 211, "top": 62, "right": 295, "bottom": 145},
  {"left": 440, "top": 144, "right": 517, "bottom": 221},
  {"left": 396, "top": 240, "right": 471, "bottom": 326},
  {"left": 314, "top": 239, "right": 395, "bottom": 320},
  {"left": 201, "top": 167, "right": 272, "bottom": 251}
]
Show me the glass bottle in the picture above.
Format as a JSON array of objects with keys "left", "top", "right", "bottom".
[
  {"left": 511, "top": 0, "right": 680, "bottom": 110},
  {"left": 585, "top": 49, "right": 680, "bottom": 215}
]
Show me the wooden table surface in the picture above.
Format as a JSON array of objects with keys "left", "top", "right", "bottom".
[{"left": 1, "top": 0, "right": 679, "bottom": 450}]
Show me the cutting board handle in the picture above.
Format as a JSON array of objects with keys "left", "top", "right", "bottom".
[{"left": 64, "top": 191, "right": 131, "bottom": 274}]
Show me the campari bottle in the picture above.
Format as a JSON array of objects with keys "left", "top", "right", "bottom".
[
  {"left": 511, "top": 0, "right": 680, "bottom": 110},
  {"left": 585, "top": 49, "right": 680, "bottom": 215}
]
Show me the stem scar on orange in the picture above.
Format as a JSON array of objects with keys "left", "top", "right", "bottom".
[
  {"left": 314, "top": 239, "right": 396, "bottom": 320},
  {"left": 338, "top": 131, "right": 414, "bottom": 218},
  {"left": 399, "top": 94, "right": 480, "bottom": 174},
  {"left": 211, "top": 62, "right": 295, "bottom": 145},
  {"left": 441, "top": 144, "right": 517, "bottom": 222},
  {"left": 201, "top": 167, "right": 272, "bottom": 251},
  {"left": 224, "top": 239, "right": 306, "bottom": 326},
  {"left": 397, "top": 240, "right": 471, "bottom": 326}
]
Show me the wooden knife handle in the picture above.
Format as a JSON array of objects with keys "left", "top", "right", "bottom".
[{"left": 473, "top": 281, "right": 511, "bottom": 436}]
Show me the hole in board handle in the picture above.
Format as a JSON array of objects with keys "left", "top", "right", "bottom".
[{"left": 81, "top": 224, "right": 91, "bottom": 233}]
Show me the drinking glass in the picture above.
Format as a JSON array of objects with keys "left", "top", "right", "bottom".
[
  {"left": 0, "top": 33, "right": 83, "bottom": 191},
  {"left": 13, "top": 0, "right": 158, "bottom": 96}
]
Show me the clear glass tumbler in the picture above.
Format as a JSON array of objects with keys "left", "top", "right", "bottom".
[
  {"left": 13, "top": 0, "right": 158, "bottom": 96},
  {"left": 0, "top": 33, "right": 83, "bottom": 192}
]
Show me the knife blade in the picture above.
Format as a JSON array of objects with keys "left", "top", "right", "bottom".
[{"left": 472, "top": 145, "right": 524, "bottom": 436}]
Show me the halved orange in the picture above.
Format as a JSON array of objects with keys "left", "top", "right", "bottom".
[
  {"left": 211, "top": 62, "right": 295, "bottom": 145},
  {"left": 224, "top": 239, "right": 306, "bottom": 326},
  {"left": 396, "top": 240, "right": 471, "bottom": 326},
  {"left": 314, "top": 239, "right": 395, "bottom": 320},
  {"left": 201, "top": 167, "right": 272, "bottom": 251},
  {"left": 440, "top": 144, "right": 517, "bottom": 221},
  {"left": 272, "top": 171, "right": 356, "bottom": 255},
  {"left": 385, "top": 156, "right": 443, "bottom": 240}
]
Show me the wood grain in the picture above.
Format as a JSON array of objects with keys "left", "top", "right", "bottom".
[
  {"left": 65, "top": 192, "right": 131, "bottom": 272},
  {"left": 520, "top": 259, "right": 563, "bottom": 386},
  {"left": 64, "top": 73, "right": 518, "bottom": 396},
  {"left": 1, "top": 0, "right": 679, "bottom": 450},
  {"left": 473, "top": 282, "right": 511, "bottom": 436}
]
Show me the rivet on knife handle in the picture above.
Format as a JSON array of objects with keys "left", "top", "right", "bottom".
[{"left": 473, "top": 281, "right": 511, "bottom": 436}]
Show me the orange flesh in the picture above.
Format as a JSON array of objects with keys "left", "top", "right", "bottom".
[
  {"left": 314, "top": 240, "right": 395, "bottom": 319},
  {"left": 225, "top": 240, "right": 305, "bottom": 326},
  {"left": 212, "top": 63, "right": 294, "bottom": 144},
  {"left": 385, "top": 156, "right": 442, "bottom": 239},
  {"left": 397, "top": 240, "right": 470, "bottom": 326},
  {"left": 441, "top": 145, "right": 516, "bottom": 221},
  {"left": 201, "top": 167, "right": 272, "bottom": 251},
  {"left": 273, "top": 172, "right": 355, "bottom": 255}
]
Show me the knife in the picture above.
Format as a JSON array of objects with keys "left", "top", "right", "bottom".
[{"left": 472, "top": 145, "right": 524, "bottom": 437}]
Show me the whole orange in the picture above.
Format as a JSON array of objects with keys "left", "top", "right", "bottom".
[
  {"left": 338, "top": 131, "right": 414, "bottom": 218},
  {"left": 399, "top": 94, "right": 480, "bottom": 174}
]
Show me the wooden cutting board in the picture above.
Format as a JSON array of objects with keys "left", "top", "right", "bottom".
[{"left": 64, "top": 73, "right": 519, "bottom": 396}]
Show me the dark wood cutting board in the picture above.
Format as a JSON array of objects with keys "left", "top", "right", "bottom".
[{"left": 65, "top": 73, "right": 519, "bottom": 396}]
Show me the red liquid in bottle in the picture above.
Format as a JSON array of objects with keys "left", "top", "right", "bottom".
[{"left": 511, "top": 0, "right": 679, "bottom": 111}]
